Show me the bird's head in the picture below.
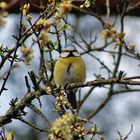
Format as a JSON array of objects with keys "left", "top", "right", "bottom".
[{"left": 60, "top": 45, "right": 80, "bottom": 58}]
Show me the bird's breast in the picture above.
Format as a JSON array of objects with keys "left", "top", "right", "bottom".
[
  {"left": 54, "top": 57, "right": 86, "bottom": 86},
  {"left": 67, "top": 63, "right": 72, "bottom": 75}
]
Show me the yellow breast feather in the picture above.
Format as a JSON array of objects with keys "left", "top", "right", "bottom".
[{"left": 54, "top": 57, "right": 86, "bottom": 86}]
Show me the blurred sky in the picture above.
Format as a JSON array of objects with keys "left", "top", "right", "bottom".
[{"left": 0, "top": 14, "right": 140, "bottom": 140}]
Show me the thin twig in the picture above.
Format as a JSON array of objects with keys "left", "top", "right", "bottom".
[
  {"left": 87, "top": 95, "right": 110, "bottom": 120},
  {"left": 25, "top": 76, "right": 31, "bottom": 92},
  {"left": 72, "top": 4, "right": 104, "bottom": 26},
  {"left": 117, "top": 124, "right": 133, "bottom": 140},
  {"left": 106, "top": 0, "right": 110, "bottom": 20},
  {"left": 16, "top": 117, "right": 48, "bottom": 132},
  {"left": 78, "top": 87, "right": 95, "bottom": 112},
  {"left": 108, "top": 1, "right": 128, "bottom": 97},
  {"left": 28, "top": 104, "right": 51, "bottom": 128},
  {"left": 0, "top": 8, "right": 23, "bottom": 95}
]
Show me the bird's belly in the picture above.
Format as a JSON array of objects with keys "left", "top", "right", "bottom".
[{"left": 60, "top": 65, "right": 75, "bottom": 84}]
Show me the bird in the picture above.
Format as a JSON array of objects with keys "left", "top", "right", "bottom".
[{"left": 53, "top": 45, "right": 86, "bottom": 109}]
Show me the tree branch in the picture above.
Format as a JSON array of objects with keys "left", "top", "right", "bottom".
[{"left": 1, "top": 76, "right": 140, "bottom": 126}]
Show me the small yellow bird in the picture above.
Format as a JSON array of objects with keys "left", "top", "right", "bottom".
[{"left": 53, "top": 45, "right": 86, "bottom": 109}]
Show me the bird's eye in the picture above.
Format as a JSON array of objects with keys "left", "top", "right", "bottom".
[
  {"left": 60, "top": 52, "right": 69, "bottom": 57},
  {"left": 72, "top": 51, "right": 80, "bottom": 57}
]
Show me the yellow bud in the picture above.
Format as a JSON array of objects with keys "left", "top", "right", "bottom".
[
  {"left": 59, "top": 96, "right": 63, "bottom": 100},
  {"left": 46, "top": 87, "right": 52, "bottom": 94},
  {"left": 128, "top": 43, "right": 136, "bottom": 51},
  {"left": 38, "top": 30, "right": 48, "bottom": 47},
  {"left": 101, "top": 28, "right": 114, "bottom": 39},
  {"left": 60, "top": 89, "right": 65, "bottom": 94},
  {"left": 85, "top": 0, "right": 91, "bottom": 8},
  {"left": 21, "top": 47, "right": 33, "bottom": 65},
  {"left": 80, "top": 5, "right": 84, "bottom": 8},
  {"left": 22, "top": 3, "right": 30, "bottom": 16},
  {"left": 36, "top": 19, "right": 51, "bottom": 30},
  {"left": 27, "top": 14, "right": 32, "bottom": 21},
  {"left": 63, "top": 100, "right": 67, "bottom": 104},
  {"left": 0, "top": 2, "right": 7, "bottom": 9},
  {"left": 59, "top": 2, "right": 72, "bottom": 14},
  {"left": 82, "top": 132, "right": 86, "bottom": 136},
  {"left": 55, "top": 19, "right": 60, "bottom": 25},
  {"left": 43, "top": 20, "right": 51, "bottom": 28},
  {"left": 100, "top": 135, "right": 104, "bottom": 140}
]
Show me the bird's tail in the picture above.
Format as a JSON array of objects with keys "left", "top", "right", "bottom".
[{"left": 67, "top": 89, "right": 77, "bottom": 109}]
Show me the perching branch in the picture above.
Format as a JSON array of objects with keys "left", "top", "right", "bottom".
[
  {"left": 66, "top": 77, "right": 140, "bottom": 90},
  {"left": 1, "top": 76, "right": 140, "bottom": 126}
]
